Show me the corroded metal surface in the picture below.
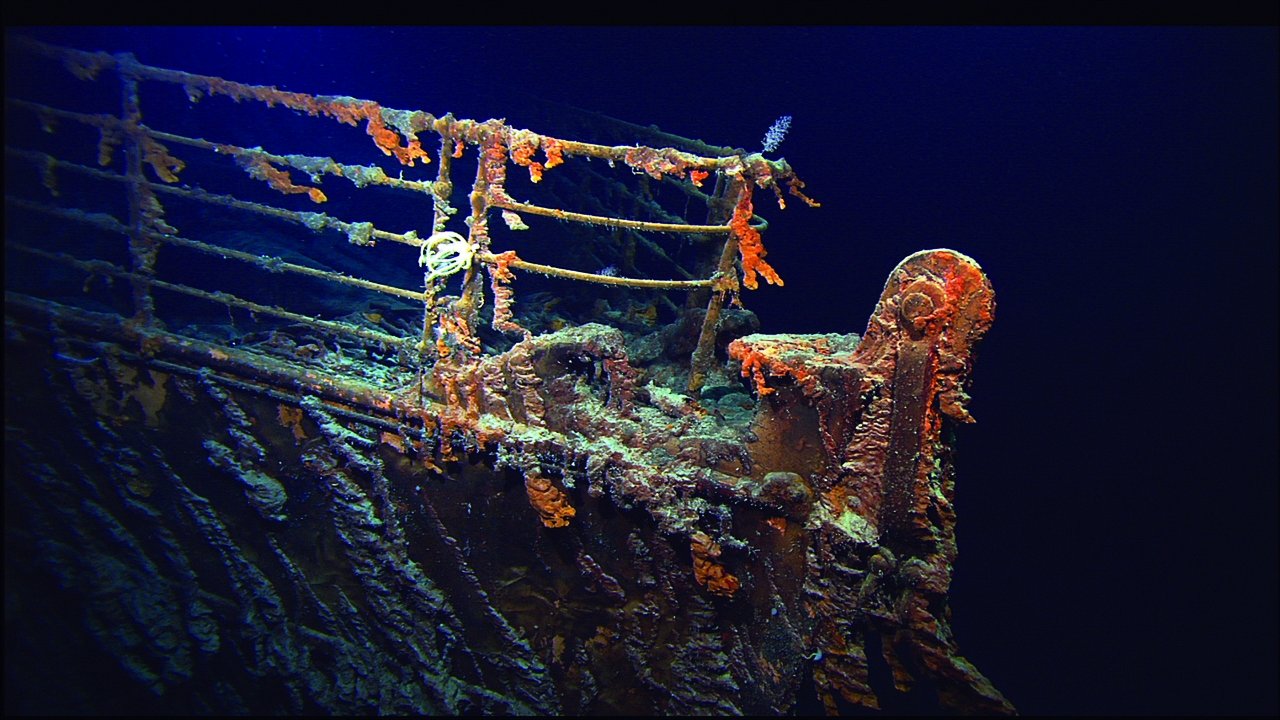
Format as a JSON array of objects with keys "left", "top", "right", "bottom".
[
  {"left": 5, "top": 249, "right": 1010, "bottom": 714},
  {"left": 731, "top": 249, "right": 1009, "bottom": 713},
  {"left": 5, "top": 33, "right": 1007, "bottom": 717}
]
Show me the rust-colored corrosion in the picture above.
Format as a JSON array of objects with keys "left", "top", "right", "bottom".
[
  {"left": 525, "top": 472, "right": 577, "bottom": 528},
  {"left": 7, "top": 249, "right": 1010, "bottom": 714},
  {"left": 5, "top": 36, "right": 1011, "bottom": 715},
  {"left": 730, "top": 249, "right": 1009, "bottom": 713},
  {"left": 689, "top": 530, "right": 742, "bottom": 598}
]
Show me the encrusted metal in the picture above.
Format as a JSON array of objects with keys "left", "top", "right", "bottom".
[{"left": 4, "top": 37, "right": 1010, "bottom": 715}]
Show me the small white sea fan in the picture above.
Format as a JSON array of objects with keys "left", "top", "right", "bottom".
[{"left": 761, "top": 115, "right": 792, "bottom": 153}]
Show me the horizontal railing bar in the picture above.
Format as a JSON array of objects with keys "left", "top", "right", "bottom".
[
  {"left": 8, "top": 243, "right": 415, "bottom": 351},
  {"left": 149, "top": 232, "right": 429, "bottom": 302},
  {"left": 149, "top": 129, "right": 437, "bottom": 195},
  {"left": 494, "top": 198, "right": 730, "bottom": 235},
  {"left": 484, "top": 253, "right": 714, "bottom": 289},
  {"left": 6, "top": 97, "right": 117, "bottom": 129},
  {"left": 6, "top": 290, "right": 426, "bottom": 418},
  {"left": 5, "top": 194, "right": 428, "bottom": 302},
  {"left": 5, "top": 102, "right": 731, "bottom": 239},
  {"left": 11, "top": 36, "right": 751, "bottom": 172},
  {"left": 8, "top": 150, "right": 722, "bottom": 291}
]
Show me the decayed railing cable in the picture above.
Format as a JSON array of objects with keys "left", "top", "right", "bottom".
[
  {"left": 6, "top": 97, "right": 116, "bottom": 132},
  {"left": 7, "top": 291, "right": 421, "bottom": 418},
  {"left": 149, "top": 232, "right": 429, "bottom": 302},
  {"left": 9, "top": 36, "right": 819, "bottom": 381},
  {"left": 491, "top": 198, "right": 731, "bottom": 235},
  {"left": 8, "top": 144, "right": 431, "bottom": 253},
  {"left": 5, "top": 195, "right": 428, "bottom": 304},
  {"left": 11, "top": 41, "right": 793, "bottom": 250},
  {"left": 9, "top": 243, "right": 415, "bottom": 351},
  {"left": 11, "top": 36, "right": 815, "bottom": 206},
  {"left": 485, "top": 254, "right": 714, "bottom": 289},
  {"left": 164, "top": 132, "right": 437, "bottom": 196},
  {"left": 6, "top": 98, "right": 438, "bottom": 197},
  {"left": 8, "top": 112, "right": 730, "bottom": 286},
  {"left": 8, "top": 146, "right": 715, "bottom": 295}
]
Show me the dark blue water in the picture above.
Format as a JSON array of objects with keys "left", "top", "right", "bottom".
[{"left": 8, "top": 25, "right": 1277, "bottom": 714}]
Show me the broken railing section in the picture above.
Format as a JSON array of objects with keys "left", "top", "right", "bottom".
[
  {"left": 10, "top": 36, "right": 819, "bottom": 385},
  {"left": 729, "top": 249, "right": 1012, "bottom": 713}
]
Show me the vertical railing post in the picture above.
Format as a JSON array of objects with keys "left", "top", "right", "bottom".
[
  {"left": 687, "top": 176, "right": 744, "bottom": 394},
  {"left": 116, "top": 52, "right": 160, "bottom": 327},
  {"left": 416, "top": 132, "right": 461, "bottom": 363}
]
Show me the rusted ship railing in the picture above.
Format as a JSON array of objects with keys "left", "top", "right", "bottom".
[
  {"left": 6, "top": 35, "right": 817, "bottom": 393},
  {"left": 3, "top": 36, "right": 1013, "bottom": 716}
]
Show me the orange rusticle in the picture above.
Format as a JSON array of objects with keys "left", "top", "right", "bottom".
[
  {"left": 479, "top": 133, "right": 513, "bottom": 205},
  {"left": 97, "top": 127, "right": 122, "bottom": 167},
  {"left": 139, "top": 135, "right": 185, "bottom": 183},
  {"left": 198, "top": 79, "right": 426, "bottom": 167},
  {"left": 366, "top": 114, "right": 430, "bottom": 166},
  {"left": 732, "top": 344, "right": 776, "bottom": 397},
  {"left": 689, "top": 169, "right": 709, "bottom": 187},
  {"left": 182, "top": 76, "right": 439, "bottom": 167},
  {"left": 730, "top": 186, "right": 782, "bottom": 290},
  {"left": 508, "top": 132, "right": 546, "bottom": 183},
  {"left": 508, "top": 137, "right": 536, "bottom": 165},
  {"left": 525, "top": 473, "right": 576, "bottom": 528},
  {"left": 622, "top": 146, "right": 695, "bottom": 181},
  {"left": 490, "top": 249, "right": 519, "bottom": 281},
  {"left": 726, "top": 336, "right": 823, "bottom": 399},
  {"left": 508, "top": 134, "right": 565, "bottom": 181},
  {"left": 542, "top": 137, "right": 565, "bottom": 170},
  {"left": 785, "top": 173, "right": 820, "bottom": 208},
  {"left": 276, "top": 403, "right": 307, "bottom": 442},
  {"left": 690, "top": 531, "right": 741, "bottom": 597},
  {"left": 435, "top": 304, "right": 482, "bottom": 359},
  {"left": 368, "top": 122, "right": 401, "bottom": 155},
  {"left": 239, "top": 155, "right": 327, "bottom": 204},
  {"left": 489, "top": 251, "right": 529, "bottom": 339}
]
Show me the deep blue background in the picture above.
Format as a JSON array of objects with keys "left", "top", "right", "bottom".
[{"left": 8, "top": 26, "right": 1278, "bottom": 714}]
